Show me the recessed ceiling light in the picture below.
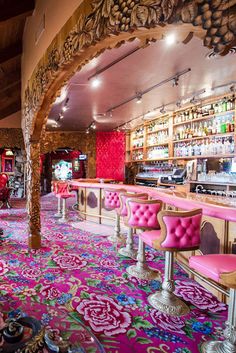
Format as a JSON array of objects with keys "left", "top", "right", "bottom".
[
  {"left": 91, "top": 76, "right": 101, "bottom": 88},
  {"left": 165, "top": 33, "right": 176, "bottom": 46}
]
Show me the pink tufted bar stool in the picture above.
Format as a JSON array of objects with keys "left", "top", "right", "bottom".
[
  {"left": 56, "top": 182, "right": 75, "bottom": 222},
  {"left": 52, "top": 181, "right": 62, "bottom": 218},
  {"left": 189, "top": 254, "right": 236, "bottom": 353},
  {"left": 104, "top": 188, "right": 126, "bottom": 242},
  {"left": 125, "top": 198, "right": 163, "bottom": 280},
  {"left": 117, "top": 192, "right": 149, "bottom": 259},
  {"left": 140, "top": 208, "right": 202, "bottom": 316}
]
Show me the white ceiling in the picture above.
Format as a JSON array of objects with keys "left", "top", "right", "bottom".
[{"left": 47, "top": 36, "right": 236, "bottom": 131}]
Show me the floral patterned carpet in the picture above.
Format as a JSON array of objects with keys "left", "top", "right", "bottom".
[{"left": 0, "top": 194, "right": 227, "bottom": 353}]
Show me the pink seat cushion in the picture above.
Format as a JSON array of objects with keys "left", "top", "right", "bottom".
[
  {"left": 189, "top": 254, "right": 236, "bottom": 283},
  {"left": 56, "top": 193, "right": 74, "bottom": 199},
  {"left": 140, "top": 230, "right": 161, "bottom": 247}
]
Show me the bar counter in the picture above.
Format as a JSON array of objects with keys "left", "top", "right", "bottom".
[{"left": 69, "top": 180, "right": 236, "bottom": 301}]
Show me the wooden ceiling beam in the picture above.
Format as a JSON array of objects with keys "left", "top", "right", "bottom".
[
  {"left": 0, "top": 41, "right": 22, "bottom": 64},
  {"left": 0, "top": 70, "right": 21, "bottom": 92},
  {"left": 0, "top": 0, "right": 35, "bottom": 22},
  {"left": 0, "top": 100, "right": 21, "bottom": 120}
]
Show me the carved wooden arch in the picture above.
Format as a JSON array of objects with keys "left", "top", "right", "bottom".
[
  {"left": 23, "top": 0, "right": 236, "bottom": 143},
  {"left": 23, "top": 0, "right": 236, "bottom": 249}
]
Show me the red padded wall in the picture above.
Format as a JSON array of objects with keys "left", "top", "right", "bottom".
[{"left": 96, "top": 131, "right": 125, "bottom": 181}]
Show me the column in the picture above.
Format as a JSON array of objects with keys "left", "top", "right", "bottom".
[{"left": 26, "top": 141, "right": 41, "bottom": 249}]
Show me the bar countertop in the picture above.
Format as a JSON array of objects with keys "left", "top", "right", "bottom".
[{"left": 69, "top": 181, "right": 236, "bottom": 222}]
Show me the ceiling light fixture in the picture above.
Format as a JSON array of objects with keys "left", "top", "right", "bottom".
[
  {"left": 172, "top": 76, "right": 179, "bottom": 87},
  {"left": 176, "top": 100, "right": 182, "bottom": 108},
  {"left": 91, "top": 76, "right": 101, "bottom": 88},
  {"left": 62, "top": 106, "right": 67, "bottom": 112},
  {"left": 160, "top": 106, "right": 166, "bottom": 114},
  {"left": 165, "top": 33, "right": 176, "bottom": 46},
  {"left": 136, "top": 94, "right": 142, "bottom": 104},
  {"left": 106, "top": 68, "right": 191, "bottom": 113}
]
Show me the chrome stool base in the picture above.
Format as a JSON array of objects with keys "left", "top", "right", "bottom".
[
  {"left": 107, "top": 234, "right": 125, "bottom": 243},
  {"left": 118, "top": 247, "right": 137, "bottom": 259},
  {"left": 58, "top": 216, "right": 68, "bottom": 223},
  {"left": 201, "top": 341, "right": 236, "bottom": 353},
  {"left": 126, "top": 264, "right": 161, "bottom": 280},
  {"left": 148, "top": 291, "right": 189, "bottom": 317}
]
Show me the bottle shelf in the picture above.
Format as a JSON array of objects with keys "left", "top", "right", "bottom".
[
  {"left": 132, "top": 135, "right": 144, "bottom": 139},
  {"left": 145, "top": 157, "right": 170, "bottom": 161},
  {"left": 147, "top": 127, "right": 169, "bottom": 135},
  {"left": 146, "top": 142, "right": 169, "bottom": 147},
  {"left": 131, "top": 146, "right": 144, "bottom": 150},
  {"left": 173, "top": 110, "right": 235, "bottom": 127},
  {"left": 173, "top": 154, "right": 235, "bottom": 160},
  {"left": 173, "top": 132, "right": 234, "bottom": 143}
]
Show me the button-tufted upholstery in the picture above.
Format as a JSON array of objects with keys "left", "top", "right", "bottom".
[
  {"left": 118, "top": 193, "right": 148, "bottom": 217},
  {"left": 126, "top": 199, "right": 162, "bottom": 229},
  {"left": 104, "top": 189, "right": 126, "bottom": 210},
  {"left": 161, "top": 213, "right": 202, "bottom": 249}
]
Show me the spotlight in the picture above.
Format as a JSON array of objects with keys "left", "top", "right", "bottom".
[
  {"left": 165, "top": 33, "right": 176, "bottom": 46},
  {"left": 160, "top": 106, "right": 166, "bottom": 114},
  {"left": 92, "top": 123, "right": 96, "bottom": 129},
  {"left": 91, "top": 76, "right": 101, "bottom": 88},
  {"left": 59, "top": 113, "right": 64, "bottom": 119},
  {"left": 62, "top": 106, "right": 68, "bottom": 112},
  {"left": 172, "top": 76, "right": 179, "bottom": 87},
  {"left": 86, "top": 129, "right": 89, "bottom": 134},
  {"left": 190, "top": 96, "right": 198, "bottom": 105},
  {"left": 136, "top": 94, "right": 142, "bottom": 104},
  {"left": 176, "top": 100, "right": 182, "bottom": 108}
]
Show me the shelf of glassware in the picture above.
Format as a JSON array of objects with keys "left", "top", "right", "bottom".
[{"left": 173, "top": 109, "right": 235, "bottom": 127}]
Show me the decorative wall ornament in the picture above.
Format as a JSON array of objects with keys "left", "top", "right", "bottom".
[
  {"left": 0, "top": 129, "right": 24, "bottom": 149},
  {"left": 22, "top": 0, "right": 236, "bottom": 248}
]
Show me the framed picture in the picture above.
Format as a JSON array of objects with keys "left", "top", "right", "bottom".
[{"left": 3, "top": 159, "right": 13, "bottom": 173}]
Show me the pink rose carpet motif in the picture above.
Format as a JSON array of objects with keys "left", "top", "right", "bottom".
[
  {"left": 0, "top": 194, "right": 228, "bottom": 353},
  {"left": 77, "top": 293, "right": 131, "bottom": 335}
]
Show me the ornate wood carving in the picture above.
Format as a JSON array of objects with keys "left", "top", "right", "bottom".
[
  {"left": 41, "top": 131, "right": 96, "bottom": 178},
  {"left": 22, "top": 0, "right": 236, "bottom": 248},
  {"left": 23, "top": 0, "right": 236, "bottom": 143},
  {"left": 26, "top": 142, "right": 41, "bottom": 249}
]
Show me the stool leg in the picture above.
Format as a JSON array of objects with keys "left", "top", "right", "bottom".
[
  {"left": 118, "top": 228, "right": 137, "bottom": 259},
  {"left": 54, "top": 197, "right": 62, "bottom": 218},
  {"left": 148, "top": 251, "right": 189, "bottom": 316},
  {"left": 58, "top": 198, "right": 67, "bottom": 223},
  {"left": 107, "top": 213, "right": 123, "bottom": 243},
  {"left": 201, "top": 288, "right": 236, "bottom": 353},
  {"left": 126, "top": 238, "right": 160, "bottom": 280}
]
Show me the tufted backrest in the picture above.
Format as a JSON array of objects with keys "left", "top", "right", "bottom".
[
  {"left": 126, "top": 199, "right": 163, "bottom": 229},
  {"left": 104, "top": 188, "right": 126, "bottom": 210},
  {"left": 119, "top": 192, "right": 149, "bottom": 217},
  {"left": 56, "top": 182, "right": 70, "bottom": 195},
  {"left": 158, "top": 209, "right": 202, "bottom": 250}
]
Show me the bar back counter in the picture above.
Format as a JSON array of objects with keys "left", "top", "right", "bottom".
[{"left": 69, "top": 180, "right": 236, "bottom": 302}]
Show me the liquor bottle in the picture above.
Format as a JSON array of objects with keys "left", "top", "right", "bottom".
[
  {"left": 222, "top": 97, "right": 227, "bottom": 112},
  {"left": 214, "top": 102, "right": 219, "bottom": 114},
  {"left": 221, "top": 117, "right": 226, "bottom": 134}
]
